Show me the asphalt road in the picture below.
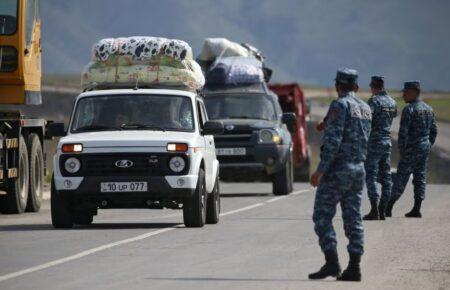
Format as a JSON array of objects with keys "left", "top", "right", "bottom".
[{"left": 1, "top": 182, "right": 449, "bottom": 290}]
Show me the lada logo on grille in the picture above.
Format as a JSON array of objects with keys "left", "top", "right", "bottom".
[
  {"left": 115, "top": 160, "right": 134, "bottom": 168},
  {"left": 225, "top": 125, "right": 235, "bottom": 131}
]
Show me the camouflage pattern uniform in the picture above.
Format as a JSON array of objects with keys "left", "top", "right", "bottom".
[
  {"left": 313, "top": 88, "right": 372, "bottom": 255},
  {"left": 391, "top": 96, "right": 437, "bottom": 201},
  {"left": 365, "top": 91, "right": 397, "bottom": 203}
]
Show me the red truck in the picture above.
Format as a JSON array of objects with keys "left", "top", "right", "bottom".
[{"left": 269, "top": 83, "right": 310, "bottom": 181}]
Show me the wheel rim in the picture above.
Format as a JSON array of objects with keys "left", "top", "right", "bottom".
[
  {"left": 19, "top": 154, "right": 27, "bottom": 205},
  {"left": 216, "top": 183, "right": 220, "bottom": 214},
  {"left": 34, "top": 153, "right": 43, "bottom": 198},
  {"left": 201, "top": 182, "right": 206, "bottom": 218}
]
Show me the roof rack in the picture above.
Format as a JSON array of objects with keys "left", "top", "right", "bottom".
[
  {"left": 203, "top": 82, "right": 268, "bottom": 95},
  {"left": 82, "top": 82, "right": 201, "bottom": 94}
]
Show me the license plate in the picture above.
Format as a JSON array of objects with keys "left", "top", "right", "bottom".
[
  {"left": 100, "top": 182, "right": 148, "bottom": 193},
  {"left": 216, "top": 148, "right": 246, "bottom": 156}
]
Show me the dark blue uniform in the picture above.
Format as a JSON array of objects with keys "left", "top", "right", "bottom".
[
  {"left": 391, "top": 98, "right": 437, "bottom": 201},
  {"left": 365, "top": 92, "right": 397, "bottom": 203},
  {"left": 313, "top": 91, "right": 372, "bottom": 255}
]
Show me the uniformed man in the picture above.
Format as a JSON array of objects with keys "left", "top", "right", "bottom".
[
  {"left": 386, "top": 81, "right": 437, "bottom": 218},
  {"left": 309, "top": 68, "right": 372, "bottom": 282},
  {"left": 363, "top": 76, "right": 397, "bottom": 220}
]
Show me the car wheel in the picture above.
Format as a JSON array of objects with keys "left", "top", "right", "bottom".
[
  {"left": 206, "top": 177, "right": 220, "bottom": 224},
  {"left": 0, "top": 135, "right": 29, "bottom": 214},
  {"left": 273, "top": 152, "right": 293, "bottom": 196},
  {"left": 183, "top": 168, "right": 207, "bottom": 227},
  {"left": 26, "top": 134, "right": 44, "bottom": 212},
  {"left": 73, "top": 211, "right": 93, "bottom": 225},
  {"left": 51, "top": 177, "right": 74, "bottom": 229}
]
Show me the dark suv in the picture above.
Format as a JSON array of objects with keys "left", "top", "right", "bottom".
[{"left": 203, "top": 83, "right": 296, "bottom": 195}]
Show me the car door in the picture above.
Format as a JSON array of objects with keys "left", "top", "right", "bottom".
[{"left": 197, "top": 99, "right": 214, "bottom": 191}]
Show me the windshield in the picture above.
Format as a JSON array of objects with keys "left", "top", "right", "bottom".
[
  {"left": 204, "top": 94, "right": 277, "bottom": 121},
  {"left": 71, "top": 94, "right": 194, "bottom": 133},
  {"left": 0, "top": 0, "right": 17, "bottom": 35}
]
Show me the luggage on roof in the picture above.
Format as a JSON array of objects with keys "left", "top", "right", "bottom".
[
  {"left": 81, "top": 37, "right": 204, "bottom": 91},
  {"left": 198, "top": 38, "right": 272, "bottom": 83},
  {"left": 206, "top": 56, "right": 264, "bottom": 85}
]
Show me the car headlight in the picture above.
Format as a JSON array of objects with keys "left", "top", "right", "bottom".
[
  {"left": 259, "top": 129, "right": 280, "bottom": 144},
  {"left": 64, "top": 157, "right": 81, "bottom": 173},
  {"left": 169, "top": 156, "right": 186, "bottom": 173}
]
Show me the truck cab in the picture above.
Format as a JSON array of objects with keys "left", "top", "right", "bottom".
[
  {"left": 269, "top": 83, "right": 310, "bottom": 181},
  {"left": 1, "top": 0, "right": 45, "bottom": 214},
  {"left": 203, "top": 83, "right": 296, "bottom": 195},
  {"left": 49, "top": 88, "right": 224, "bottom": 228}
]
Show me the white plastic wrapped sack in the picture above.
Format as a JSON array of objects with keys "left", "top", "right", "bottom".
[
  {"left": 92, "top": 36, "right": 193, "bottom": 63},
  {"left": 198, "top": 38, "right": 250, "bottom": 61}
]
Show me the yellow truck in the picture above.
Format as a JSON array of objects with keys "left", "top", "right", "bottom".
[{"left": 0, "top": 0, "right": 54, "bottom": 214}]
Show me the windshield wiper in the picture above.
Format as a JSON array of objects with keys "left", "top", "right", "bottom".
[
  {"left": 120, "top": 123, "right": 166, "bottom": 131},
  {"left": 227, "top": 116, "right": 272, "bottom": 121},
  {"left": 74, "top": 125, "right": 120, "bottom": 132}
]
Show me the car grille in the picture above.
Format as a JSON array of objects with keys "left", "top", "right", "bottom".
[
  {"left": 214, "top": 134, "right": 253, "bottom": 144},
  {"left": 60, "top": 153, "right": 189, "bottom": 177}
]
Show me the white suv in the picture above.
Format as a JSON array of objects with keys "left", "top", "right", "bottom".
[{"left": 48, "top": 88, "right": 224, "bottom": 228}]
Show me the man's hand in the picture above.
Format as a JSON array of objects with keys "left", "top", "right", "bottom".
[
  {"left": 316, "top": 121, "right": 325, "bottom": 132},
  {"left": 310, "top": 170, "right": 324, "bottom": 188}
]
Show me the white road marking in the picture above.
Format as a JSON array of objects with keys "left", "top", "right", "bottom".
[
  {"left": 291, "top": 188, "right": 313, "bottom": 196},
  {"left": 266, "top": 196, "right": 286, "bottom": 203},
  {"left": 0, "top": 187, "right": 312, "bottom": 282},
  {"left": 220, "top": 203, "right": 265, "bottom": 217},
  {"left": 0, "top": 227, "right": 175, "bottom": 282}
]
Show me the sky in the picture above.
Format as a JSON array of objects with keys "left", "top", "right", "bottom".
[{"left": 41, "top": 0, "right": 450, "bottom": 90}]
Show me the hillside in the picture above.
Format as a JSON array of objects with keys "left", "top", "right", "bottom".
[{"left": 41, "top": 0, "right": 450, "bottom": 90}]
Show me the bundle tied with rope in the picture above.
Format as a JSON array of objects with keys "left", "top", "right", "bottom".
[{"left": 81, "top": 36, "right": 205, "bottom": 91}]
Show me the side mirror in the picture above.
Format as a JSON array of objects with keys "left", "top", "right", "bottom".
[
  {"left": 46, "top": 122, "right": 66, "bottom": 138},
  {"left": 282, "top": 113, "right": 297, "bottom": 133},
  {"left": 203, "top": 121, "right": 224, "bottom": 135}
]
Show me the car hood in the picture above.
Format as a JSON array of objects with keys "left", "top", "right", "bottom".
[
  {"left": 216, "top": 118, "right": 278, "bottom": 131},
  {"left": 59, "top": 130, "right": 199, "bottom": 148}
]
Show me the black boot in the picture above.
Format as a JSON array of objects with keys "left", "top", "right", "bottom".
[
  {"left": 308, "top": 250, "right": 341, "bottom": 280},
  {"left": 378, "top": 198, "right": 387, "bottom": 220},
  {"left": 405, "top": 199, "right": 422, "bottom": 218},
  {"left": 385, "top": 199, "right": 396, "bottom": 217},
  {"left": 337, "top": 253, "right": 362, "bottom": 282},
  {"left": 363, "top": 200, "right": 379, "bottom": 220}
]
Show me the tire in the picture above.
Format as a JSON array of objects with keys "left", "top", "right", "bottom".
[
  {"left": 294, "top": 154, "right": 311, "bottom": 182},
  {"left": 0, "top": 135, "right": 29, "bottom": 214},
  {"left": 206, "top": 177, "right": 220, "bottom": 224},
  {"left": 51, "top": 177, "right": 73, "bottom": 228},
  {"left": 183, "top": 168, "right": 207, "bottom": 228},
  {"left": 73, "top": 212, "right": 93, "bottom": 225},
  {"left": 25, "top": 134, "right": 44, "bottom": 212},
  {"left": 273, "top": 152, "right": 293, "bottom": 196}
]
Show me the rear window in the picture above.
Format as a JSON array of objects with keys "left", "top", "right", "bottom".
[
  {"left": 0, "top": 46, "right": 18, "bottom": 72},
  {"left": 0, "top": 0, "right": 18, "bottom": 35}
]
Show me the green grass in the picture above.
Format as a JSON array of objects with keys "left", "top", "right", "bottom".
[
  {"left": 423, "top": 98, "right": 450, "bottom": 122},
  {"left": 311, "top": 95, "right": 450, "bottom": 123}
]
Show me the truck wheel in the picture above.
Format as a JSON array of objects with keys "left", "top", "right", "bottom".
[
  {"left": 273, "top": 152, "right": 293, "bottom": 196},
  {"left": 73, "top": 212, "right": 93, "bottom": 225},
  {"left": 26, "top": 134, "right": 44, "bottom": 212},
  {"left": 294, "top": 157, "right": 311, "bottom": 182},
  {"left": 183, "top": 168, "right": 207, "bottom": 228},
  {"left": 51, "top": 177, "right": 73, "bottom": 228},
  {"left": 206, "top": 177, "right": 220, "bottom": 224},
  {"left": 0, "top": 136, "right": 29, "bottom": 214}
]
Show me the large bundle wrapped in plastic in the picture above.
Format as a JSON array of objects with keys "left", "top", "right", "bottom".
[
  {"left": 198, "top": 38, "right": 250, "bottom": 61},
  {"left": 198, "top": 38, "right": 272, "bottom": 82},
  {"left": 206, "top": 56, "right": 264, "bottom": 85},
  {"left": 82, "top": 37, "right": 204, "bottom": 91}
]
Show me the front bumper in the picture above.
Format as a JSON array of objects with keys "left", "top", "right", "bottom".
[
  {"left": 218, "top": 144, "right": 290, "bottom": 177},
  {"left": 54, "top": 175, "right": 197, "bottom": 205}
]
